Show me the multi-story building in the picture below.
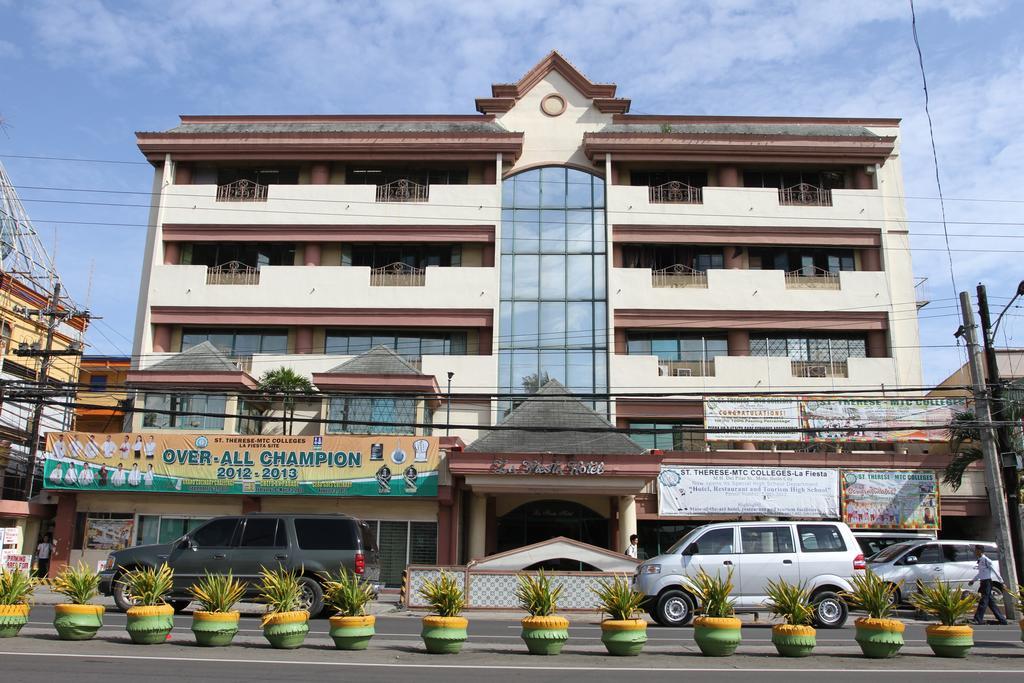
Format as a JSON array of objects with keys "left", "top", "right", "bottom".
[
  {"left": 45, "top": 53, "right": 984, "bottom": 576},
  {"left": 74, "top": 356, "right": 130, "bottom": 433}
]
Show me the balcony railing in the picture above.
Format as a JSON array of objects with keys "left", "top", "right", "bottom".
[
  {"left": 791, "top": 360, "right": 849, "bottom": 378},
  {"left": 658, "top": 359, "right": 716, "bottom": 377},
  {"left": 376, "top": 179, "right": 429, "bottom": 203},
  {"left": 230, "top": 355, "right": 254, "bottom": 373},
  {"left": 369, "top": 262, "right": 426, "bottom": 287},
  {"left": 778, "top": 183, "right": 832, "bottom": 206},
  {"left": 649, "top": 181, "right": 703, "bottom": 204},
  {"left": 206, "top": 261, "right": 261, "bottom": 286},
  {"left": 784, "top": 266, "right": 841, "bottom": 290},
  {"left": 216, "top": 179, "right": 268, "bottom": 202},
  {"left": 652, "top": 264, "right": 708, "bottom": 288}
]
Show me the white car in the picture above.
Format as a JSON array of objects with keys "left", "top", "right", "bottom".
[
  {"left": 634, "top": 521, "right": 865, "bottom": 628},
  {"left": 866, "top": 539, "right": 1001, "bottom": 605}
]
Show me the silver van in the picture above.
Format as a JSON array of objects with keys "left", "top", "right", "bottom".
[
  {"left": 634, "top": 521, "right": 865, "bottom": 628},
  {"left": 866, "top": 539, "right": 1000, "bottom": 605}
]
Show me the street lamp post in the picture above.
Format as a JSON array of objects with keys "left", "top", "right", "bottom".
[{"left": 446, "top": 371, "right": 454, "bottom": 437}]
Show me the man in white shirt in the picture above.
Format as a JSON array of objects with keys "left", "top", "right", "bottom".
[
  {"left": 968, "top": 545, "right": 1008, "bottom": 625},
  {"left": 625, "top": 534, "right": 639, "bottom": 559}
]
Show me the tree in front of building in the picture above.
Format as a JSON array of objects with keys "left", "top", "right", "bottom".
[
  {"left": 257, "top": 367, "right": 314, "bottom": 436},
  {"left": 944, "top": 402, "right": 1023, "bottom": 493}
]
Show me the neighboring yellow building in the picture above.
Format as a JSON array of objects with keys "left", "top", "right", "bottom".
[{"left": 74, "top": 356, "right": 130, "bottom": 433}]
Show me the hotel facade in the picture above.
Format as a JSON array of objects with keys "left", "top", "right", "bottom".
[{"left": 41, "top": 53, "right": 989, "bottom": 580}]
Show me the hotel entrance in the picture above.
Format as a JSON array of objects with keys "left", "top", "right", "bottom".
[{"left": 496, "top": 499, "right": 608, "bottom": 554}]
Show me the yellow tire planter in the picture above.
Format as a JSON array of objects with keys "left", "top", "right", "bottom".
[
  {"left": 600, "top": 619, "right": 647, "bottom": 656},
  {"left": 329, "top": 615, "right": 376, "bottom": 651},
  {"left": 191, "top": 611, "right": 240, "bottom": 647},
  {"left": 261, "top": 610, "right": 309, "bottom": 649},
  {"left": 854, "top": 617, "right": 904, "bottom": 659},
  {"left": 126, "top": 604, "right": 174, "bottom": 645},
  {"left": 0, "top": 604, "right": 29, "bottom": 638},
  {"left": 520, "top": 615, "right": 569, "bottom": 655},
  {"left": 771, "top": 624, "right": 816, "bottom": 658},
  {"left": 925, "top": 624, "right": 974, "bottom": 658},
  {"left": 54, "top": 604, "right": 105, "bottom": 641},
  {"left": 421, "top": 615, "right": 469, "bottom": 654},
  {"left": 693, "top": 616, "right": 741, "bottom": 657}
]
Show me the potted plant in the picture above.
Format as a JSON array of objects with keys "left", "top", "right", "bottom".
[
  {"left": 1011, "top": 590, "right": 1024, "bottom": 643},
  {"left": 0, "top": 568, "right": 35, "bottom": 638},
  {"left": 188, "top": 571, "right": 246, "bottom": 647},
  {"left": 910, "top": 580, "right": 978, "bottom": 658},
  {"left": 121, "top": 563, "right": 175, "bottom": 644},
  {"left": 763, "top": 578, "right": 816, "bottom": 657},
  {"left": 690, "top": 568, "right": 741, "bottom": 657},
  {"left": 514, "top": 570, "right": 568, "bottom": 655},
  {"left": 417, "top": 571, "right": 468, "bottom": 654},
  {"left": 52, "top": 562, "right": 104, "bottom": 640},
  {"left": 842, "top": 569, "right": 904, "bottom": 658},
  {"left": 322, "top": 566, "right": 377, "bottom": 650},
  {"left": 591, "top": 574, "right": 647, "bottom": 656},
  {"left": 257, "top": 565, "right": 309, "bottom": 649}
]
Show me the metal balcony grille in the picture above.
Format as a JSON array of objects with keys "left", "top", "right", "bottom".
[
  {"left": 657, "top": 359, "right": 716, "bottom": 377},
  {"left": 791, "top": 360, "right": 849, "bottom": 378},
  {"left": 649, "top": 181, "right": 703, "bottom": 204},
  {"left": 784, "top": 266, "right": 841, "bottom": 289},
  {"left": 216, "top": 179, "right": 268, "bottom": 202},
  {"left": 778, "top": 183, "right": 832, "bottom": 206},
  {"left": 206, "top": 261, "right": 260, "bottom": 285},
  {"left": 370, "top": 262, "right": 426, "bottom": 287},
  {"left": 652, "top": 264, "right": 708, "bottom": 288},
  {"left": 376, "top": 179, "right": 429, "bottom": 203}
]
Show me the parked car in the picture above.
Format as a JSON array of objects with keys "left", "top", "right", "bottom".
[
  {"left": 634, "top": 521, "right": 865, "bottom": 628},
  {"left": 854, "top": 531, "right": 936, "bottom": 559},
  {"left": 866, "top": 539, "right": 1000, "bottom": 605},
  {"left": 99, "top": 513, "right": 380, "bottom": 616}
]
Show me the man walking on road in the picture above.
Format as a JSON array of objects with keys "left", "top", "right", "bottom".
[{"left": 969, "top": 544, "right": 1008, "bottom": 625}]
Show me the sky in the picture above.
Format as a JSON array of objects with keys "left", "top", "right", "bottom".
[{"left": 0, "top": 0, "right": 1022, "bottom": 387}]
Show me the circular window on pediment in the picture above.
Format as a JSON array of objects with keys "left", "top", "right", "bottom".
[{"left": 540, "top": 94, "right": 567, "bottom": 117}]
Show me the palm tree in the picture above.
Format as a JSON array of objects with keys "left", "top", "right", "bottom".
[
  {"left": 257, "top": 367, "right": 314, "bottom": 435},
  {"left": 945, "top": 396, "right": 1023, "bottom": 492}
]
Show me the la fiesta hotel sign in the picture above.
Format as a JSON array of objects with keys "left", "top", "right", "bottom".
[{"left": 490, "top": 456, "right": 606, "bottom": 475}]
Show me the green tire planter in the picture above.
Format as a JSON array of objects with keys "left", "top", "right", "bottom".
[
  {"left": 854, "top": 617, "right": 905, "bottom": 659},
  {"left": 54, "top": 604, "right": 104, "bottom": 641},
  {"left": 926, "top": 625, "right": 974, "bottom": 658},
  {"left": 771, "top": 624, "right": 816, "bottom": 658},
  {"left": 693, "top": 616, "right": 742, "bottom": 657},
  {"left": 126, "top": 605, "right": 174, "bottom": 645},
  {"left": 261, "top": 610, "right": 309, "bottom": 649},
  {"left": 520, "top": 616, "right": 569, "bottom": 656},
  {"left": 0, "top": 604, "right": 29, "bottom": 638},
  {"left": 191, "top": 611, "right": 240, "bottom": 647},
  {"left": 421, "top": 615, "right": 468, "bottom": 654},
  {"left": 329, "top": 615, "right": 376, "bottom": 651},
  {"left": 600, "top": 619, "right": 647, "bottom": 657}
]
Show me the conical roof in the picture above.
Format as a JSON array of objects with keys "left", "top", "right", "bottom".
[
  {"left": 147, "top": 341, "right": 241, "bottom": 372},
  {"left": 325, "top": 345, "right": 424, "bottom": 375}
]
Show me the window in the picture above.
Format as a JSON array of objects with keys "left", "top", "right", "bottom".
[
  {"left": 180, "top": 242, "right": 296, "bottom": 268},
  {"left": 347, "top": 167, "right": 468, "bottom": 185},
  {"left": 914, "top": 544, "right": 944, "bottom": 564},
  {"left": 743, "top": 170, "right": 845, "bottom": 190},
  {"left": 748, "top": 247, "right": 855, "bottom": 273},
  {"left": 190, "top": 518, "right": 239, "bottom": 548},
  {"left": 630, "top": 170, "right": 708, "bottom": 188},
  {"left": 621, "top": 245, "right": 723, "bottom": 271},
  {"left": 692, "top": 528, "right": 734, "bottom": 555},
  {"left": 946, "top": 544, "right": 975, "bottom": 563},
  {"left": 294, "top": 518, "right": 359, "bottom": 550},
  {"left": 362, "top": 520, "right": 437, "bottom": 587},
  {"left": 137, "top": 516, "right": 210, "bottom": 546},
  {"left": 327, "top": 396, "right": 416, "bottom": 434},
  {"left": 348, "top": 244, "right": 462, "bottom": 269},
  {"left": 797, "top": 525, "right": 847, "bottom": 552},
  {"left": 216, "top": 167, "right": 299, "bottom": 185},
  {"left": 324, "top": 330, "right": 468, "bottom": 359},
  {"left": 142, "top": 393, "right": 227, "bottom": 430},
  {"left": 88, "top": 374, "right": 108, "bottom": 392},
  {"left": 239, "top": 518, "right": 285, "bottom": 548},
  {"left": 181, "top": 328, "right": 288, "bottom": 356},
  {"left": 741, "top": 527, "right": 795, "bottom": 554},
  {"left": 750, "top": 335, "right": 868, "bottom": 363},
  {"left": 626, "top": 333, "right": 728, "bottom": 362},
  {"left": 628, "top": 422, "right": 705, "bottom": 452}
]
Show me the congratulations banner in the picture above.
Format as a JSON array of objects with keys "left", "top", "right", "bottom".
[
  {"left": 43, "top": 432, "right": 440, "bottom": 497},
  {"left": 658, "top": 466, "right": 839, "bottom": 518},
  {"left": 841, "top": 469, "right": 940, "bottom": 530}
]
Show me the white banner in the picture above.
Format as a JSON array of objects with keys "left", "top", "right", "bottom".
[
  {"left": 658, "top": 466, "right": 839, "bottom": 518},
  {"left": 704, "top": 399, "right": 801, "bottom": 441}
]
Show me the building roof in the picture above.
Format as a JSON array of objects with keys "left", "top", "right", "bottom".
[
  {"left": 325, "top": 346, "right": 424, "bottom": 376},
  {"left": 600, "top": 122, "right": 881, "bottom": 137},
  {"left": 161, "top": 119, "right": 507, "bottom": 135},
  {"left": 466, "top": 380, "right": 644, "bottom": 455},
  {"left": 146, "top": 341, "right": 241, "bottom": 372}
]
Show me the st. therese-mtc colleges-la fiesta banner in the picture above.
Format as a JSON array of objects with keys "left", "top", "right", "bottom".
[
  {"left": 658, "top": 466, "right": 840, "bottom": 518},
  {"left": 43, "top": 432, "right": 440, "bottom": 497}
]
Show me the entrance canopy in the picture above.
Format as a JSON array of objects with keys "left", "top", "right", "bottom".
[{"left": 471, "top": 536, "right": 638, "bottom": 573}]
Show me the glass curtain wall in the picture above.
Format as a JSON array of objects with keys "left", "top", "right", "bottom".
[{"left": 499, "top": 167, "right": 607, "bottom": 408}]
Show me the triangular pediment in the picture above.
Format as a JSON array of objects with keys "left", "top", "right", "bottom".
[{"left": 476, "top": 51, "right": 630, "bottom": 114}]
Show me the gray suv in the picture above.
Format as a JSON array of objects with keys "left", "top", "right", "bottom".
[{"left": 99, "top": 514, "right": 380, "bottom": 616}]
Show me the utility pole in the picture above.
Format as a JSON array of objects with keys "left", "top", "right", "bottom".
[
  {"left": 959, "top": 291, "right": 1019, "bottom": 618},
  {"left": 977, "top": 284, "right": 1024, "bottom": 585}
]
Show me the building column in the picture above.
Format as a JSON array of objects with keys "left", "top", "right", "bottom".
[
  {"left": 173, "top": 163, "right": 191, "bottom": 185},
  {"left": 617, "top": 495, "right": 637, "bottom": 555},
  {"left": 437, "top": 501, "right": 453, "bottom": 565},
  {"left": 304, "top": 243, "right": 321, "bottom": 266},
  {"left": 478, "top": 327, "right": 493, "bottom": 355},
  {"left": 717, "top": 166, "right": 740, "bottom": 187},
  {"left": 485, "top": 496, "right": 497, "bottom": 555},
  {"left": 468, "top": 492, "right": 487, "bottom": 560},
  {"left": 727, "top": 330, "right": 751, "bottom": 356},
  {"left": 241, "top": 496, "right": 261, "bottom": 514},
  {"left": 163, "top": 241, "right": 180, "bottom": 265},
  {"left": 152, "top": 325, "right": 171, "bottom": 353},
  {"left": 724, "top": 246, "right": 744, "bottom": 269},
  {"left": 866, "top": 330, "right": 887, "bottom": 358},
  {"left": 296, "top": 327, "right": 314, "bottom": 354},
  {"left": 861, "top": 248, "right": 882, "bottom": 271},
  {"left": 311, "top": 163, "right": 330, "bottom": 185},
  {"left": 853, "top": 166, "right": 873, "bottom": 190},
  {"left": 482, "top": 161, "right": 496, "bottom": 185},
  {"left": 50, "top": 493, "right": 76, "bottom": 578}
]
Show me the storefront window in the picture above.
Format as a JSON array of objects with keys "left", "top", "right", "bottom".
[
  {"left": 362, "top": 520, "right": 437, "bottom": 587},
  {"left": 143, "top": 393, "right": 227, "bottom": 430},
  {"left": 326, "top": 396, "right": 416, "bottom": 434},
  {"left": 628, "top": 421, "right": 706, "bottom": 452}
]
